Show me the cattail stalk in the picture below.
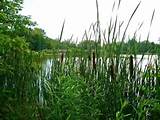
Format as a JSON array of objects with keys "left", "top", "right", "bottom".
[{"left": 60, "top": 52, "right": 64, "bottom": 63}]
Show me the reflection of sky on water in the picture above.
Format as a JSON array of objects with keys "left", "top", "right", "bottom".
[
  {"left": 42, "top": 59, "right": 53, "bottom": 79},
  {"left": 43, "top": 55, "right": 159, "bottom": 76},
  {"left": 38, "top": 59, "right": 53, "bottom": 105},
  {"left": 135, "top": 55, "right": 158, "bottom": 70}
]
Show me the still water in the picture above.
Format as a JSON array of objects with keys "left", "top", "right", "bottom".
[{"left": 42, "top": 55, "right": 159, "bottom": 76}]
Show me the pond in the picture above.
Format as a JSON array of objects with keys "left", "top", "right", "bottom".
[{"left": 42, "top": 55, "right": 159, "bottom": 77}]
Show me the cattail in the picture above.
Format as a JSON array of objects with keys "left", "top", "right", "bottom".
[
  {"left": 155, "top": 60, "right": 160, "bottom": 87},
  {"left": 129, "top": 55, "right": 133, "bottom": 79},
  {"left": 110, "top": 59, "right": 115, "bottom": 80},
  {"left": 93, "top": 52, "right": 96, "bottom": 70}
]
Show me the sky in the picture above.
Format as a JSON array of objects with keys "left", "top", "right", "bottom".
[{"left": 21, "top": 0, "right": 160, "bottom": 43}]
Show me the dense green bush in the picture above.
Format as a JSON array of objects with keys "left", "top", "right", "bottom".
[{"left": 0, "top": 34, "right": 40, "bottom": 119}]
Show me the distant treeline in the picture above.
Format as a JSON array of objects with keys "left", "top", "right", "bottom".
[{"left": 26, "top": 30, "right": 160, "bottom": 55}]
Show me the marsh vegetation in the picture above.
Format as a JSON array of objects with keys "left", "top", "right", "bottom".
[{"left": 0, "top": 0, "right": 160, "bottom": 119}]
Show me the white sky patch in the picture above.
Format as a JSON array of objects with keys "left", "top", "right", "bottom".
[{"left": 21, "top": 0, "right": 160, "bottom": 43}]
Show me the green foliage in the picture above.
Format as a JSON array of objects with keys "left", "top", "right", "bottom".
[
  {"left": 0, "top": 0, "right": 160, "bottom": 119},
  {"left": 28, "top": 28, "right": 47, "bottom": 50},
  {"left": 103, "top": 39, "right": 160, "bottom": 55},
  {"left": 78, "top": 40, "right": 100, "bottom": 50},
  {"left": 0, "top": 34, "right": 40, "bottom": 119},
  {"left": 0, "top": 0, "right": 35, "bottom": 37},
  {"left": 59, "top": 40, "right": 77, "bottom": 50}
]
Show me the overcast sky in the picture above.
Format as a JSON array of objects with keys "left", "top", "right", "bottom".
[{"left": 21, "top": 0, "right": 160, "bottom": 43}]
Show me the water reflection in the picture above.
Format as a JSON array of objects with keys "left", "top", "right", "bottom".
[{"left": 42, "top": 55, "right": 159, "bottom": 76}]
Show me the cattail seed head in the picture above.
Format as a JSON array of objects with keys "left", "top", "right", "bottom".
[
  {"left": 93, "top": 52, "right": 96, "bottom": 70},
  {"left": 110, "top": 59, "right": 115, "bottom": 80},
  {"left": 129, "top": 55, "right": 133, "bottom": 78}
]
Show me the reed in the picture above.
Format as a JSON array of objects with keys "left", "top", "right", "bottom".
[{"left": 1, "top": 0, "right": 160, "bottom": 119}]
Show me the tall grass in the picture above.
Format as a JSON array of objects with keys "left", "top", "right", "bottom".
[{"left": 1, "top": 0, "right": 160, "bottom": 119}]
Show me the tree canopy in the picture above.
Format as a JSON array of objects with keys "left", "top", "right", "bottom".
[{"left": 0, "top": 0, "right": 35, "bottom": 37}]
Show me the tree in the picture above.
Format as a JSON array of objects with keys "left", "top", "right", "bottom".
[
  {"left": 78, "top": 40, "right": 99, "bottom": 50},
  {"left": 60, "top": 40, "right": 76, "bottom": 49},
  {"left": 0, "top": 0, "right": 35, "bottom": 37},
  {"left": 29, "top": 28, "right": 47, "bottom": 50}
]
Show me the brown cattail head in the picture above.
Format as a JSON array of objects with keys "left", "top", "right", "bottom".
[
  {"left": 110, "top": 59, "right": 115, "bottom": 80},
  {"left": 93, "top": 52, "right": 96, "bottom": 70},
  {"left": 129, "top": 55, "right": 133, "bottom": 78}
]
